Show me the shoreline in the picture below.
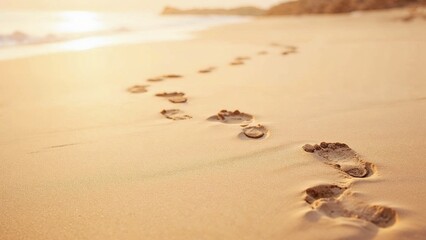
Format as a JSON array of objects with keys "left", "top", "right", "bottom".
[{"left": 0, "top": 13, "right": 251, "bottom": 61}]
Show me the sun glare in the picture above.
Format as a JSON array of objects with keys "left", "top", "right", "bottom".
[
  {"left": 54, "top": 11, "right": 105, "bottom": 34},
  {"left": 52, "top": 11, "right": 110, "bottom": 51}
]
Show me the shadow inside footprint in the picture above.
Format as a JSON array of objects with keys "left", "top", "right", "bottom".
[
  {"left": 156, "top": 92, "right": 184, "bottom": 97},
  {"left": 147, "top": 77, "right": 164, "bottom": 82},
  {"left": 239, "top": 124, "right": 269, "bottom": 140},
  {"left": 305, "top": 184, "right": 347, "bottom": 204},
  {"left": 302, "top": 142, "right": 376, "bottom": 178},
  {"left": 208, "top": 110, "right": 254, "bottom": 124},
  {"left": 163, "top": 74, "right": 183, "bottom": 79}
]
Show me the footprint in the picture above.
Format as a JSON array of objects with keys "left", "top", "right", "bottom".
[
  {"left": 163, "top": 74, "right": 183, "bottom": 79},
  {"left": 208, "top": 110, "right": 254, "bottom": 124},
  {"left": 305, "top": 184, "right": 397, "bottom": 228},
  {"left": 315, "top": 199, "right": 397, "bottom": 228},
  {"left": 302, "top": 142, "right": 375, "bottom": 178},
  {"left": 285, "top": 45, "right": 298, "bottom": 52},
  {"left": 242, "top": 124, "right": 269, "bottom": 139},
  {"left": 156, "top": 92, "right": 188, "bottom": 103},
  {"left": 268, "top": 43, "right": 298, "bottom": 55},
  {"left": 199, "top": 67, "right": 216, "bottom": 74},
  {"left": 209, "top": 110, "right": 269, "bottom": 140},
  {"left": 161, "top": 109, "right": 192, "bottom": 120},
  {"left": 230, "top": 56, "right": 251, "bottom": 66},
  {"left": 258, "top": 51, "right": 268, "bottom": 55},
  {"left": 147, "top": 77, "right": 164, "bottom": 82},
  {"left": 282, "top": 46, "right": 298, "bottom": 55},
  {"left": 127, "top": 85, "right": 149, "bottom": 94},
  {"left": 270, "top": 42, "right": 282, "bottom": 47},
  {"left": 235, "top": 56, "right": 251, "bottom": 61},
  {"left": 147, "top": 74, "right": 182, "bottom": 82},
  {"left": 270, "top": 42, "right": 297, "bottom": 50},
  {"left": 230, "top": 61, "right": 244, "bottom": 66}
]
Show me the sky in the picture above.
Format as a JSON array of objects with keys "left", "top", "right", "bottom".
[{"left": 0, "top": 0, "right": 286, "bottom": 11}]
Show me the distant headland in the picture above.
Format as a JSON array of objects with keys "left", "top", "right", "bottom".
[{"left": 162, "top": 0, "right": 425, "bottom": 16}]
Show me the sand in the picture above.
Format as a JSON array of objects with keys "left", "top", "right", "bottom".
[{"left": 1, "top": 9, "right": 426, "bottom": 240}]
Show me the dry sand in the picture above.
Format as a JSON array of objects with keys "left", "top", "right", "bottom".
[{"left": 1, "top": 9, "right": 426, "bottom": 240}]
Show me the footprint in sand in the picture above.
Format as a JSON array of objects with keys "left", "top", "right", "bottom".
[
  {"left": 235, "top": 56, "right": 251, "bottom": 61},
  {"left": 147, "top": 74, "right": 183, "bottom": 82},
  {"left": 258, "top": 51, "right": 268, "bottom": 55},
  {"left": 270, "top": 42, "right": 282, "bottom": 47},
  {"left": 156, "top": 92, "right": 188, "bottom": 103},
  {"left": 282, "top": 46, "right": 298, "bottom": 55},
  {"left": 127, "top": 85, "right": 149, "bottom": 94},
  {"left": 302, "top": 142, "right": 375, "bottom": 178},
  {"left": 269, "top": 42, "right": 298, "bottom": 55},
  {"left": 241, "top": 124, "right": 269, "bottom": 139},
  {"left": 163, "top": 74, "right": 183, "bottom": 79},
  {"left": 209, "top": 110, "right": 269, "bottom": 140},
  {"left": 147, "top": 77, "right": 164, "bottom": 82},
  {"left": 199, "top": 67, "right": 216, "bottom": 74},
  {"left": 230, "top": 60, "right": 244, "bottom": 66},
  {"left": 230, "top": 56, "right": 251, "bottom": 66},
  {"left": 269, "top": 42, "right": 297, "bottom": 50},
  {"left": 304, "top": 184, "right": 397, "bottom": 228},
  {"left": 286, "top": 45, "right": 298, "bottom": 51},
  {"left": 208, "top": 110, "right": 254, "bottom": 124},
  {"left": 161, "top": 109, "right": 191, "bottom": 120}
]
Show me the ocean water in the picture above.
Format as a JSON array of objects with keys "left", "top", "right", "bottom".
[{"left": 0, "top": 11, "right": 250, "bottom": 60}]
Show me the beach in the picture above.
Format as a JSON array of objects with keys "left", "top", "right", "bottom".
[{"left": 1, "top": 9, "right": 426, "bottom": 239}]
